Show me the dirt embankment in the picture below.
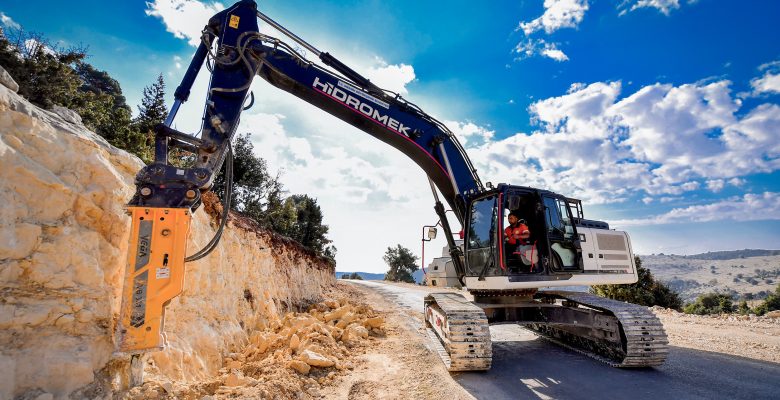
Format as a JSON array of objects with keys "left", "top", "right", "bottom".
[{"left": 0, "top": 66, "right": 334, "bottom": 400}]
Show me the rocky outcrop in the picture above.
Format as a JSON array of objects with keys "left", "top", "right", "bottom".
[{"left": 0, "top": 66, "right": 334, "bottom": 399}]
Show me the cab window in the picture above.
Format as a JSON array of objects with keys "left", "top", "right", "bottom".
[{"left": 466, "top": 195, "right": 498, "bottom": 275}]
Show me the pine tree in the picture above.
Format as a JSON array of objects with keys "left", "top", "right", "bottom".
[{"left": 134, "top": 74, "right": 167, "bottom": 135}]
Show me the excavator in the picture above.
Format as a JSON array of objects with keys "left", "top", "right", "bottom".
[{"left": 117, "top": 0, "right": 668, "bottom": 374}]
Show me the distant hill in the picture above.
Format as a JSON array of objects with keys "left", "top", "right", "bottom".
[
  {"left": 641, "top": 251, "right": 780, "bottom": 302},
  {"left": 335, "top": 271, "right": 384, "bottom": 280},
  {"left": 682, "top": 249, "right": 780, "bottom": 260},
  {"left": 335, "top": 269, "right": 425, "bottom": 284}
]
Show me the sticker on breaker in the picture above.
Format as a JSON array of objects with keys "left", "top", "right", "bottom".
[
  {"left": 229, "top": 15, "right": 240, "bottom": 29},
  {"left": 156, "top": 267, "right": 170, "bottom": 279}
]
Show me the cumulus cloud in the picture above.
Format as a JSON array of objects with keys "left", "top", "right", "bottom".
[
  {"left": 750, "top": 61, "right": 780, "bottom": 95},
  {"left": 706, "top": 179, "right": 725, "bottom": 192},
  {"left": 0, "top": 12, "right": 21, "bottom": 30},
  {"left": 618, "top": 0, "right": 679, "bottom": 16},
  {"left": 446, "top": 120, "right": 496, "bottom": 148},
  {"left": 519, "top": 0, "right": 589, "bottom": 35},
  {"left": 514, "top": 1, "right": 587, "bottom": 62},
  {"left": 612, "top": 192, "right": 780, "bottom": 226},
  {"left": 364, "top": 58, "right": 416, "bottom": 95},
  {"left": 541, "top": 47, "right": 569, "bottom": 62},
  {"left": 463, "top": 76, "right": 780, "bottom": 204},
  {"left": 146, "top": 0, "right": 225, "bottom": 46},
  {"left": 617, "top": 0, "right": 700, "bottom": 16},
  {"left": 515, "top": 38, "right": 569, "bottom": 62}
]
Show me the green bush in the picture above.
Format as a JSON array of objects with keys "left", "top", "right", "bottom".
[
  {"left": 683, "top": 293, "right": 734, "bottom": 315},
  {"left": 591, "top": 256, "right": 683, "bottom": 310},
  {"left": 383, "top": 245, "right": 418, "bottom": 283},
  {"left": 753, "top": 284, "right": 780, "bottom": 316}
]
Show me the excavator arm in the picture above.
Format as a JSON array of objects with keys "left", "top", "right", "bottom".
[{"left": 117, "top": 0, "right": 482, "bottom": 353}]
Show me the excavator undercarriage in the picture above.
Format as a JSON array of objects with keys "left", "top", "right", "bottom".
[{"left": 424, "top": 290, "right": 668, "bottom": 371}]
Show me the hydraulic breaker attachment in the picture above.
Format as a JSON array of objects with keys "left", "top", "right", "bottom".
[{"left": 117, "top": 206, "right": 192, "bottom": 353}]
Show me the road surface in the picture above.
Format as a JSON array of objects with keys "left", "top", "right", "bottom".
[{"left": 350, "top": 280, "right": 780, "bottom": 400}]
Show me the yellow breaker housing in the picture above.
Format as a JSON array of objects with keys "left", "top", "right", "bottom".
[{"left": 117, "top": 207, "right": 192, "bottom": 353}]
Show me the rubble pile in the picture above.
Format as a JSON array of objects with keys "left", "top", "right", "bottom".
[{"left": 126, "top": 295, "right": 385, "bottom": 399}]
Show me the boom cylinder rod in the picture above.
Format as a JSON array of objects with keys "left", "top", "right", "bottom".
[
  {"left": 164, "top": 100, "right": 182, "bottom": 127},
  {"left": 256, "top": 10, "right": 381, "bottom": 93},
  {"left": 437, "top": 142, "right": 460, "bottom": 195},
  {"left": 428, "top": 177, "right": 466, "bottom": 280},
  {"left": 256, "top": 11, "right": 321, "bottom": 57}
]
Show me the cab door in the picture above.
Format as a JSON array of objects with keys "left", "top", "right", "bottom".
[
  {"left": 464, "top": 194, "right": 500, "bottom": 277},
  {"left": 542, "top": 196, "right": 583, "bottom": 272}
]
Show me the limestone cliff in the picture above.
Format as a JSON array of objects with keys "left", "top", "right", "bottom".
[{"left": 0, "top": 67, "right": 334, "bottom": 399}]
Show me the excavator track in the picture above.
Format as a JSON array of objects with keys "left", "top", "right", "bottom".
[
  {"left": 424, "top": 293, "right": 492, "bottom": 371},
  {"left": 528, "top": 291, "right": 668, "bottom": 368}
]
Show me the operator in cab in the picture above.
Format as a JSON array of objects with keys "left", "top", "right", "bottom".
[
  {"left": 505, "top": 211, "right": 538, "bottom": 271},
  {"left": 505, "top": 211, "right": 530, "bottom": 246}
]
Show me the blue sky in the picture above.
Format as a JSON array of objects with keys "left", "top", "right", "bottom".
[{"left": 2, "top": 0, "right": 779, "bottom": 271}]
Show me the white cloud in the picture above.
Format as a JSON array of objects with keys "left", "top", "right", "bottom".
[
  {"left": 612, "top": 192, "right": 780, "bottom": 226},
  {"left": 728, "top": 177, "right": 745, "bottom": 186},
  {"left": 519, "top": 0, "right": 589, "bottom": 35},
  {"left": 541, "top": 47, "right": 569, "bottom": 62},
  {"left": 445, "top": 120, "right": 495, "bottom": 148},
  {"left": 618, "top": 0, "right": 681, "bottom": 16},
  {"left": 750, "top": 61, "right": 780, "bottom": 95},
  {"left": 706, "top": 179, "right": 724, "bottom": 192},
  {"left": 515, "top": 38, "right": 570, "bottom": 62},
  {"left": 514, "top": 0, "right": 586, "bottom": 62},
  {"left": 145, "top": 0, "right": 226, "bottom": 47},
  {"left": 364, "top": 58, "right": 416, "bottom": 95},
  {"left": 0, "top": 12, "right": 21, "bottom": 30},
  {"left": 462, "top": 76, "right": 780, "bottom": 205}
]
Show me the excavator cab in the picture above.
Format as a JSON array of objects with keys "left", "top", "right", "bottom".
[
  {"left": 460, "top": 183, "right": 637, "bottom": 290},
  {"left": 461, "top": 184, "right": 615, "bottom": 286}
]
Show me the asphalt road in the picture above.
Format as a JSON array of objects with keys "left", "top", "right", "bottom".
[{"left": 350, "top": 280, "right": 780, "bottom": 400}]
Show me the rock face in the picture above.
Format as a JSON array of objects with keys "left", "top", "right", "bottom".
[{"left": 0, "top": 68, "right": 334, "bottom": 399}]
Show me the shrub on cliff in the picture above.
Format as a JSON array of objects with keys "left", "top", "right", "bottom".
[
  {"left": 591, "top": 256, "right": 683, "bottom": 310},
  {"left": 277, "top": 194, "right": 335, "bottom": 259},
  {"left": 0, "top": 29, "right": 149, "bottom": 159}
]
